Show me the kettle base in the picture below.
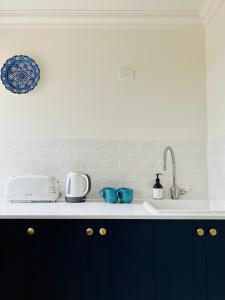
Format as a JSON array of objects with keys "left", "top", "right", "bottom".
[{"left": 65, "top": 196, "right": 86, "bottom": 203}]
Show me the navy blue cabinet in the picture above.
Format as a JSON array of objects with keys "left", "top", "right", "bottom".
[
  {"left": 93, "top": 220, "right": 155, "bottom": 300},
  {"left": 1, "top": 219, "right": 225, "bottom": 300},
  {"left": 1, "top": 220, "right": 54, "bottom": 300},
  {"left": 155, "top": 221, "right": 207, "bottom": 300},
  {"left": 205, "top": 221, "right": 225, "bottom": 300},
  {"left": 52, "top": 220, "right": 155, "bottom": 300},
  {"left": 155, "top": 220, "right": 225, "bottom": 300},
  {"left": 53, "top": 220, "right": 96, "bottom": 300}
]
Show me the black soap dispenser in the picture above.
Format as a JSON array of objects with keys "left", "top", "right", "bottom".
[{"left": 153, "top": 173, "right": 163, "bottom": 200}]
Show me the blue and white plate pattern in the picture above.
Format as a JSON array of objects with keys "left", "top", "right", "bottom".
[{"left": 1, "top": 55, "right": 40, "bottom": 94}]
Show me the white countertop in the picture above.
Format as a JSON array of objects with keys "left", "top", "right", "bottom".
[
  {"left": 1, "top": 200, "right": 225, "bottom": 219},
  {"left": 0, "top": 201, "right": 150, "bottom": 219}
]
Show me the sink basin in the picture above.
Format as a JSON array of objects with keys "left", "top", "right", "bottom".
[{"left": 144, "top": 200, "right": 225, "bottom": 215}]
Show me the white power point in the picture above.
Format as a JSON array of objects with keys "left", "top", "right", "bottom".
[{"left": 118, "top": 69, "right": 135, "bottom": 80}]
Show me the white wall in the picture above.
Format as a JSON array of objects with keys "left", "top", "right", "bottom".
[
  {"left": 0, "top": 27, "right": 208, "bottom": 200},
  {"left": 206, "top": 2, "right": 225, "bottom": 140},
  {"left": 205, "top": 2, "right": 225, "bottom": 201},
  {"left": 0, "top": 28, "right": 207, "bottom": 140}
]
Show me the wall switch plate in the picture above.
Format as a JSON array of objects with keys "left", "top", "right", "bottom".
[{"left": 118, "top": 69, "right": 135, "bottom": 80}]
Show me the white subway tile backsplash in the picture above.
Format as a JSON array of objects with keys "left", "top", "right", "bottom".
[
  {"left": 50, "top": 150, "right": 72, "bottom": 161},
  {"left": 159, "top": 141, "right": 181, "bottom": 152},
  {"left": 181, "top": 190, "right": 208, "bottom": 200},
  {"left": 62, "top": 160, "right": 81, "bottom": 172},
  {"left": 119, "top": 180, "right": 151, "bottom": 191},
  {"left": 120, "top": 141, "right": 139, "bottom": 150},
  {"left": 82, "top": 140, "right": 101, "bottom": 150},
  {"left": 177, "top": 170, "right": 208, "bottom": 182},
  {"left": 177, "top": 141, "right": 206, "bottom": 151},
  {"left": 22, "top": 160, "right": 41, "bottom": 171},
  {"left": 41, "top": 160, "right": 64, "bottom": 171},
  {"left": 0, "top": 139, "right": 208, "bottom": 200},
  {"left": 176, "top": 150, "right": 207, "bottom": 161},
  {"left": 0, "top": 160, "right": 21, "bottom": 170},
  {"left": 100, "top": 161, "right": 120, "bottom": 169},
  {"left": 92, "top": 170, "right": 112, "bottom": 180},
  {"left": 130, "top": 151, "right": 159, "bottom": 161},
  {"left": 5, "top": 150, "right": 32, "bottom": 160},
  {"left": 134, "top": 190, "right": 152, "bottom": 200},
  {"left": 21, "top": 140, "right": 43, "bottom": 150},
  {"left": 139, "top": 141, "right": 159, "bottom": 151},
  {"left": 91, "top": 151, "right": 129, "bottom": 161},
  {"left": 208, "top": 136, "right": 225, "bottom": 201},
  {"left": 43, "top": 139, "right": 82, "bottom": 150},
  {"left": 176, "top": 161, "right": 207, "bottom": 171},
  {"left": 80, "top": 161, "right": 101, "bottom": 171},
  {"left": 101, "top": 140, "right": 121, "bottom": 150},
  {"left": 0, "top": 140, "right": 21, "bottom": 151},
  {"left": 119, "top": 161, "right": 152, "bottom": 172},
  {"left": 72, "top": 151, "right": 91, "bottom": 161},
  {"left": 98, "top": 179, "right": 119, "bottom": 188},
  {"left": 29, "top": 150, "right": 50, "bottom": 160}
]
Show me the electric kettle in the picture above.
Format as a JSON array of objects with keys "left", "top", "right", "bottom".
[{"left": 65, "top": 171, "right": 91, "bottom": 202}]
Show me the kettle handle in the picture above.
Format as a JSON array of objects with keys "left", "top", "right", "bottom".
[{"left": 82, "top": 174, "right": 91, "bottom": 196}]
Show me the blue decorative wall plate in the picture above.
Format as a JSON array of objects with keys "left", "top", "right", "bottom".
[{"left": 1, "top": 55, "right": 40, "bottom": 94}]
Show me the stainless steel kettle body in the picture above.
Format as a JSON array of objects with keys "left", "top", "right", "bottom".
[{"left": 65, "top": 171, "right": 91, "bottom": 202}]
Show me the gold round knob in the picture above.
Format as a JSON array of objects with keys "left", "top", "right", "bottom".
[
  {"left": 99, "top": 228, "right": 107, "bottom": 236},
  {"left": 86, "top": 228, "right": 94, "bottom": 236},
  {"left": 27, "top": 227, "right": 35, "bottom": 236},
  {"left": 196, "top": 228, "right": 205, "bottom": 237},
  {"left": 209, "top": 228, "right": 218, "bottom": 237}
]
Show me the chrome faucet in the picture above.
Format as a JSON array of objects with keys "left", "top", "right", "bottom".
[{"left": 163, "top": 146, "right": 185, "bottom": 199}]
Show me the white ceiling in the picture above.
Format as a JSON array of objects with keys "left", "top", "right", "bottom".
[{"left": 0, "top": 0, "right": 203, "bottom": 11}]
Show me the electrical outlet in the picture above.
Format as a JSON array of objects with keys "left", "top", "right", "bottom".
[{"left": 118, "top": 69, "right": 135, "bottom": 80}]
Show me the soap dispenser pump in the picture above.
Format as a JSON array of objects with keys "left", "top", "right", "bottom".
[{"left": 153, "top": 173, "right": 164, "bottom": 200}]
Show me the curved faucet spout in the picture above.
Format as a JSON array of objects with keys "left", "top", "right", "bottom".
[
  {"left": 162, "top": 146, "right": 187, "bottom": 200},
  {"left": 163, "top": 146, "right": 179, "bottom": 199},
  {"left": 163, "top": 146, "right": 176, "bottom": 187}
]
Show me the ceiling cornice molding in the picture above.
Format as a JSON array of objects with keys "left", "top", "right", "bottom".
[
  {"left": 200, "top": 0, "right": 225, "bottom": 25},
  {"left": 0, "top": 10, "right": 202, "bottom": 28}
]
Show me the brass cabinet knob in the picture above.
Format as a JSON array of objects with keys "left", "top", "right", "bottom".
[
  {"left": 27, "top": 227, "right": 35, "bottom": 236},
  {"left": 86, "top": 228, "right": 94, "bottom": 236},
  {"left": 99, "top": 228, "right": 107, "bottom": 236},
  {"left": 196, "top": 228, "right": 205, "bottom": 237},
  {"left": 209, "top": 228, "right": 218, "bottom": 237}
]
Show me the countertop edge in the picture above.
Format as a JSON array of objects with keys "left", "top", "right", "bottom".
[{"left": 1, "top": 215, "right": 225, "bottom": 220}]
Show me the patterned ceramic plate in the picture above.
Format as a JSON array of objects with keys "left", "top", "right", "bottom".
[{"left": 1, "top": 55, "right": 40, "bottom": 94}]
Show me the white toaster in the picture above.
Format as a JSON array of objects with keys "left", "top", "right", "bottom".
[{"left": 5, "top": 175, "right": 60, "bottom": 202}]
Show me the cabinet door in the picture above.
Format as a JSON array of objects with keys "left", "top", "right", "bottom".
[
  {"left": 53, "top": 220, "right": 95, "bottom": 300},
  {"left": 155, "top": 221, "right": 207, "bottom": 300},
  {"left": 206, "top": 221, "right": 225, "bottom": 300},
  {"left": 0, "top": 221, "right": 6, "bottom": 298},
  {"left": 2, "top": 220, "right": 54, "bottom": 300},
  {"left": 93, "top": 220, "right": 155, "bottom": 300}
]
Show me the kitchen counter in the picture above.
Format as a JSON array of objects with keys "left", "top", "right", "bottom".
[
  {"left": 0, "top": 201, "right": 149, "bottom": 219},
  {"left": 1, "top": 200, "right": 225, "bottom": 219}
]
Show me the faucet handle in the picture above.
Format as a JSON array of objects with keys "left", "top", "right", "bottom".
[
  {"left": 170, "top": 185, "right": 190, "bottom": 199},
  {"left": 170, "top": 186, "right": 180, "bottom": 199},
  {"left": 179, "top": 185, "right": 190, "bottom": 195},
  {"left": 179, "top": 188, "right": 186, "bottom": 195}
]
